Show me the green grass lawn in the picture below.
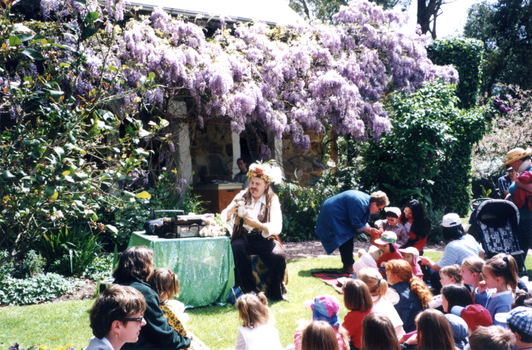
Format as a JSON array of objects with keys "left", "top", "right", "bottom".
[{"left": 0, "top": 251, "right": 499, "bottom": 350}]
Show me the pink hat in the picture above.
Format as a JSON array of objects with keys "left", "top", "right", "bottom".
[{"left": 303, "top": 295, "right": 339, "bottom": 317}]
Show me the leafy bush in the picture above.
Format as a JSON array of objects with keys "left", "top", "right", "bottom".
[
  {"left": 0, "top": 2, "right": 165, "bottom": 263},
  {"left": 16, "top": 250, "right": 46, "bottom": 278},
  {"left": 427, "top": 37, "right": 484, "bottom": 110},
  {"left": 278, "top": 183, "right": 327, "bottom": 242},
  {"left": 0, "top": 273, "right": 83, "bottom": 306},
  {"left": 96, "top": 174, "right": 205, "bottom": 250},
  {"left": 34, "top": 225, "right": 103, "bottom": 276},
  {"left": 426, "top": 206, "right": 447, "bottom": 244},
  {"left": 0, "top": 250, "right": 15, "bottom": 280},
  {"left": 360, "top": 81, "right": 487, "bottom": 215},
  {"left": 83, "top": 254, "right": 113, "bottom": 281}
]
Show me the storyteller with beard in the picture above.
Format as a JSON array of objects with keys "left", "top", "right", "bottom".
[{"left": 221, "top": 161, "right": 287, "bottom": 301}]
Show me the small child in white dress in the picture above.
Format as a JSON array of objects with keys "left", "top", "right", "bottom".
[{"left": 234, "top": 292, "right": 283, "bottom": 350}]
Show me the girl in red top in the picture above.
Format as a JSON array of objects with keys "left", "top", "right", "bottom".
[
  {"left": 399, "top": 200, "right": 432, "bottom": 253},
  {"left": 342, "top": 279, "right": 373, "bottom": 350}
]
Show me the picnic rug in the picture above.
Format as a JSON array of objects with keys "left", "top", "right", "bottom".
[{"left": 311, "top": 270, "right": 351, "bottom": 294}]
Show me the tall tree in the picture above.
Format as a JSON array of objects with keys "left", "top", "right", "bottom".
[
  {"left": 417, "top": 0, "right": 450, "bottom": 39},
  {"left": 464, "top": 0, "right": 532, "bottom": 94}
]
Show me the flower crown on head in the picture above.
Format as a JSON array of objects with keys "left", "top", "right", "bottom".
[{"left": 247, "top": 160, "right": 283, "bottom": 184}]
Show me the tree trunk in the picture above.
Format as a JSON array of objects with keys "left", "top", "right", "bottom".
[{"left": 417, "top": 0, "right": 444, "bottom": 39}]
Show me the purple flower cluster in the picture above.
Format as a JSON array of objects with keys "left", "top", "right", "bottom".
[
  {"left": 493, "top": 96, "right": 512, "bottom": 113},
  {"left": 31, "top": 0, "right": 458, "bottom": 152}
]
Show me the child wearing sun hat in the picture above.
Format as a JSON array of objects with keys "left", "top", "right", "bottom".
[
  {"left": 374, "top": 231, "right": 403, "bottom": 269},
  {"left": 293, "top": 295, "right": 349, "bottom": 350}
]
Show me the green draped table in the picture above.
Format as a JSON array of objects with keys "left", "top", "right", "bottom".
[{"left": 128, "top": 231, "right": 235, "bottom": 308}]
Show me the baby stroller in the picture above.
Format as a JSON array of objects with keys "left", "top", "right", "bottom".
[{"left": 469, "top": 198, "right": 527, "bottom": 275}]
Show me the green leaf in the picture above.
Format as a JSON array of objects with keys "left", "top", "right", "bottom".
[
  {"left": 122, "top": 191, "right": 135, "bottom": 199},
  {"left": 45, "top": 184, "right": 56, "bottom": 196},
  {"left": 1, "top": 170, "right": 15, "bottom": 179},
  {"left": 81, "top": 28, "right": 98, "bottom": 40},
  {"left": 21, "top": 49, "right": 45, "bottom": 61},
  {"left": 106, "top": 224, "right": 118, "bottom": 234},
  {"left": 54, "top": 147, "right": 65, "bottom": 161},
  {"left": 17, "top": 33, "right": 34, "bottom": 42},
  {"left": 47, "top": 90, "right": 64, "bottom": 99},
  {"left": 89, "top": 11, "right": 100, "bottom": 22},
  {"left": 72, "top": 0, "right": 86, "bottom": 3},
  {"left": 9, "top": 36, "right": 22, "bottom": 46}
]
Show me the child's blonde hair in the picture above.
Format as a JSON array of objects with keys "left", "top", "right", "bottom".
[
  {"left": 357, "top": 267, "right": 388, "bottom": 302},
  {"left": 462, "top": 256, "right": 485, "bottom": 281},
  {"left": 236, "top": 292, "right": 271, "bottom": 328},
  {"left": 149, "top": 268, "right": 180, "bottom": 301},
  {"left": 440, "top": 264, "right": 462, "bottom": 284},
  {"left": 343, "top": 279, "right": 373, "bottom": 312},
  {"left": 484, "top": 253, "right": 519, "bottom": 292}
]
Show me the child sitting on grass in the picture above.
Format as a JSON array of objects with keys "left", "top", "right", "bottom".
[
  {"left": 374, "top": 231, "right": 402, "bottom": 273},
  {"left": 235, "top": 292, "right": 283, "bottom": 350},
  {"left": 429, "top": 264, "right": 462, "bottom": 309},
  {"left": 460, "top": 256, "right": 485, "bottom": 301},
  {"left": 294, "top": 295, "right": 349, "bottom": 350},
  {"left": 342, "top": 279, "right": 373, "bottom": 350},
  {"left": 149, "top": 269, "right": 208, "bottom": 350},
  {"left": 398, "top": 247, "right": 423, "bottom": 280},
  {"left": 475, "top": 253, "right": 519, "bottom": 327}
]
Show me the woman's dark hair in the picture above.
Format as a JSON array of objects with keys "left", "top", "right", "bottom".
[
  {"left": 90, "top": 284, "right": 146, "bottom": 339},
  {"left": 401, "top": 200, "right": 432, "bottom": 239},
  {"left": 113, "top": 246, "right": 155, "bottom": 282},
  {"left": 442, "top": 225, "right": 466, "bottom": 241},
  {"left": 441, "top": 284, "right": 473, "bottom": 312}
]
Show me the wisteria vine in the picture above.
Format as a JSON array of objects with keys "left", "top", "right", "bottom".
[{"left": 32, "top": 0, "right": 459, "bottom": 152}]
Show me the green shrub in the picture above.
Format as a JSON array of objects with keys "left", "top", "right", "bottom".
[
  {"left": 426, "top": 206, "right": 447, "bottom": 243},
  {"left": 427, "top": 37, "right": 484, "bottom": 110},
  {"left": 0, "top": 250, "right": 15, "bottom": 280},
  {"left": 360, "top": 81, "right": 487, "bottom": 215},
  {"left": 34, "top": 225, "right": 103, "bottom": 276},
  {"left": 83, "top": 254, "right": 113, "bottom": 281},
  {"left": 17, "top": 250, "right": 46, "bottom": 278},
  {"left": 96, "top": 174, "right": 205, "bottom": 251},
  {"left": 0, "top": 273, "right": 83, "bottom": 306}
]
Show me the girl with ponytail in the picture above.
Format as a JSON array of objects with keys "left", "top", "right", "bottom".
[
  {"left": 385, "top": 259, "right": 432, "bottom": 333},
  {"left": 358, "top": 267, "right": 405, "bottom": 339}
]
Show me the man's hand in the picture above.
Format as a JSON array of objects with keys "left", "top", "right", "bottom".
[{"left": 244, "top": 216, "right": 264, "bottom": 231}]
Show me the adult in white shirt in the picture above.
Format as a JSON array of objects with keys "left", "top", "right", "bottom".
[{"left": 221, "top": 161, "right": 287, "bottom": 301}]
